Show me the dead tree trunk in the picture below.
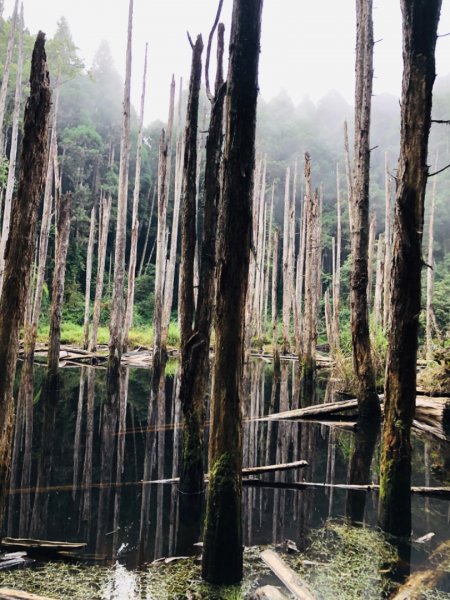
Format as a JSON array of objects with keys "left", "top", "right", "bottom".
[
  {"left": 0, "top": 32, "right": 51, "bottom": 525},
  {"left": 272, "top": 226, "right": 280, "bottom": 372},
  {"left": 350, "top": 0, "right": 380, "bottom": 418},
  {"left": 373, "top": 234, "right": 384, "bottom": 326},
  {"left": 123, "top": 43, "right": 148, "bottom": 350},
  {"left": 46, "top": 192, "right": 71, "bottom": 398},
  {"left": 108, "top": 0, "right": 133, "bottom": 379},
  {"left": 332, "top": 164, "right": 342, "bottom": 352},
  {"left": 83, "top": 206, "right": 95, "bottom": 349},
  {"left": 0, "top": 0, "right": 18, "bottom": 155},
  {"left": 202, "top": 0, "right": 263, "bottom": 584},
  {"left": 138, "top": 185, "right": 156, "bottom": 277},
  {"left": 426, "top": 155, "right": 438, "bottom": 360},
  {"left": 379, "top": 0, "right": 441, "bottom": 537},
  {"left": 89, "top": 195, "right": 111, "bottom": 352},
  {"left": 152, "top": 77, "right": 175, "bottom": 370},
  {"left": 281, "top": 167, "right": 291, "bottom": 354},
  {"left": 178, "top": 33, "right": 204, "bottom": 494},
  {"left": 0, "top": 6, "right": 23, "bottom": 294},
  {"left": 367, "top": 212, "right": 376, "bottom": 310},
  {"left": 383, "top": 152, "right": 392, "bottom": 329}
]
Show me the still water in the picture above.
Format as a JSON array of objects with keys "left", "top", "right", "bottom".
[{"left": 4, "top": 359, "right": 450, "bottom": 592}]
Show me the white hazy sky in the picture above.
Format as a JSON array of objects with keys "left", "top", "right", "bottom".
[{"left": 4, "top": 0, "right": 450, "bottom": 124}]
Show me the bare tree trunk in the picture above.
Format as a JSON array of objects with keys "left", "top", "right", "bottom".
[
  {"left": 0, "top": 7, "right": 23, "bottom": 294},
  {"left": 332, "top": 164, "right": 342, "bottom": 354},
  {"left": 83, "top": 206, "right": 95, "bottom": 349},
  {"left": 89, "top": 195, "right": 111, "bottom": 351},
  {"left": 272, "top": 226, "right": 280, "bottom": 371},
  {"left": 379, "top": 0, "right": 441, "bottom": 537},
  {"left": 202, "top": 0, "right": 263, "bottom": 584},
  {"left": 108, "top": 0, "right": 133, "bottom": 378},
  {"left": 0, "top": 32, "right": 51, "bottom": 525},
  {"left": 0, "top": 0, "right": 18, "bottom": 155},
  {"left": 296, "top": 188, "right": 307, "bottom": 356},
  {"left": 367, "top": 212, "right": 376, "bottom": 310},
  {"left": 137, "top": 185, "right": 156, "bottom": 277},
  {"left": 373, "top": 234, "right": 384, "bottom": 326},
  {"left": 264, "top": 182, "right": 275, "bottom": 332},
  {"left": 383, "top": 152, "right": 392, "bottom": 329},
  {"left": 153, "top": 77, "right": 175, "bottom": 366},
  {"left": 426, "top": 154, "right": 438, "bottom": 360},
  {"left": 46, "top": 192, "right": 71, "bottom": 396},
  {"left": 350, "top": 0, "right": 380, "bottom": 418},
  {"left": 281, "top": 167, "right": 291, "bottom": 354},
  {"left": 123, "top": 43, "right": 148, "bottom": 350},
  {"left": 178, "top": 33, "right": 204, "bottom": 494}
]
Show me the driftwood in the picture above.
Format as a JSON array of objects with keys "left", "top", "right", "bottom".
[
  {"left": 263, "top": 396, "right": 450, "bottom": 434},
  {"left": 261, "top": 549, "right": 316, "bottom": 599},
  {"left": 251, "top": 585, "right": 288, "bottom": 600},
  {"left": 1, "top": 538, "right": 86, "bottom": 552},
  {"left": 242, "top": 478, "right": 450, "bottom": 499},
  {"left": 0, "top": 551, "right": 34, "bottom": 571},
  {"left": 391, "top": 540, "right": 450, "bottom": 599},
  {"left": 0, "top": 591, "right": 55, "bottom": 600}
]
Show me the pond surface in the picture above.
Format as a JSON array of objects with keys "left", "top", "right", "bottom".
[{"left": 2, "top": 358, "right": 450, "bottom": 597}]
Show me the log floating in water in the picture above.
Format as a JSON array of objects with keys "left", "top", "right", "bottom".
[
  {"left": 261, "top": 549, "right": 316, "bottom": 599},
  {"left": 262, "top": 395, "right": 450, "bottom": 434},
  {"left": 242, "top": 478, "right": 450, "bottom": 499}
]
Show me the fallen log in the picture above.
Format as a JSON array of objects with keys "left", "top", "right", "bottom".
[
  {"left": 250, "top": 585, "right": 288, "bottom": 599},
  {"left": 242, "top": 478, "right": 450, "bottom": 499},
  {"left": 261, "top": 549, "right": 316, "bottom": 599},
  {"left": 263, "top": 396, "right": 450, "bottom": 435},
  {"left": 390, "top": 540, "right": 450, "bottom": 599},
  {"left": 1, "top": 538, "right": 86, "bottom": 552},
  {"left": 0, "top": 590, "right": 55, "bottom": 600}
]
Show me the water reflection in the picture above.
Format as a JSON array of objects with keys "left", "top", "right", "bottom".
[{"left": 4, "top": 359, "right": 450, "bottom": 591}]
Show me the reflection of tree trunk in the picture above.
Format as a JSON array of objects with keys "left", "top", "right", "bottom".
[
  {"left": 7, "top": 381, "right": 24, "bottom": 535},
  {"left": 29, "top": 395, "right": 56, "bottom": 538},
  {"left": 169, "top": 372, "right": 180, "bottom": 556},
  {"left": 346, "top": 421, "right": 378, "bottom": 524},
  {"left": 0, "top": 33, "right": 51, "bottom": 528},
  {"left": 81, "top": 368, "right": 95, "bottom": 531},
  {"left": 72, "top": 367, "right": 86, "bottom": 499},
  {"left": 96, "top": 370, "right": 119, "bottom": 560},
  {"left": 112, "top": 368, "right": 128, "bottom": 557}
]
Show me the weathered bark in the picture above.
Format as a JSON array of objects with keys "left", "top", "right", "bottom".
[
  {"left": 46, "top": 192, "right": 71, "bottom": 398},
  {"left": 332, "top": 164, "right": 342, "bottom": 352},
  {"left": 373, "top": 234, "right": 384, "bottom": 326},
  {"left": 382, "top": 160, "right": 392, "bottom": 330},
  {"left": 0, "top": 0, "right": 18, "bottom": 155},
  {"left": 425, "top": 155, "right": 438, "bottom": 360},
  {"left": 123, "top": 43, "right": 148, "bottom": 350},
  {"left": 202, "top": 0, "right": 263, "bottom": 584},
  {"left": 89, "top": 195, "right": 111, "bottom": 352},
  {"left": 264, "top": 182, "right": 275, "bottom": 332},
  {"left": 367, "top": 212, "right": 376, "bottom": 309},
  {"left": 178, "top": 34, "right": 204, "bottom": 494},
  {"left": 379, "top": 0, "right": 441, "bottom": 537},
  {"left": 153, "top": 77, "right": 175, "bottom": 363},
  {"left": 108, "top": 0, "right": 133, "bottom": 378},
  {"left": 281, "top": 167, "right": 291, "bottom": 353},
  {"left": 137, "top": 185, "right": 156, "bottom": 277},
  {"left": 82, "top": 206, "right": 95, "bottom": 349},
  {"left": 0, "top": 6, "right": 23, "bottom": 294},
  {"left": 350, "top": 0, "right": 380, "bottom": 418},
  {"left": 0, "top": 32, "right": 51, "bottom": 526}
]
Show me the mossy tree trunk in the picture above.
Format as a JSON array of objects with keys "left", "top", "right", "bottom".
[
  {"left": 350, "top": 0, "right": 380, "bottom": 419},
  {"left": 0, "top": 31, "right": 51, "bottom": 527},
  {"left": 379, "top": 0, "right": 441, "bottom": 537},
  {"left": 202, "top": 0, "right": 263, "bottom": 584}
]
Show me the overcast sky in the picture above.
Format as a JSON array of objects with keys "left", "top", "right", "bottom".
[{"left": 4, "top": 0, "right": 450, "bottom": 124}]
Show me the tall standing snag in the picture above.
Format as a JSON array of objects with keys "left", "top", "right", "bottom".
[
  {"left": 202, "top": 0, "right": 263, "bottom": 584},
  {"left": 379, "top": 0, "right": 442, "bottom": 537},
  {"left": 0, "top": 32, "right": 51, "bottom": 523},
  {"left": 350, "top": 0, "right": 380, "bottom": 418}
]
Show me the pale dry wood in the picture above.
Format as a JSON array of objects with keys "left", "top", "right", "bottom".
[
  {"left": 261, "top": 550, "right": 316, "bottom": 600},
  {"left": 0, "top": 590, "right": 55, "bottom": 600},
  {"left": 83, "top": 206, "right": 96, "bottom": 349}
]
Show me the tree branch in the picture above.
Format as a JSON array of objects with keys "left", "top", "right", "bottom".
[
  {"left": 205, "top": 0, "right": 224, "bottom": 102},
  {"left": 428, "top": 163, "right": 450, "bottom": 177}
]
